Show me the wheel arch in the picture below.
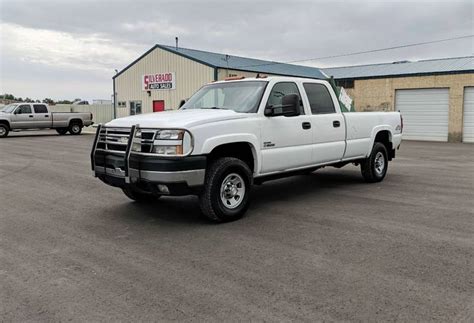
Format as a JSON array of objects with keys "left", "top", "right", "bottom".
[
  {"left": 0, "top": 119, "right": 11, "bottom": 130},
  {"left": 368, "top": 127, "right": 394, "bottom": 160},
  {"left": 202, "top": 136, "right": 259, "bottom": 174}
]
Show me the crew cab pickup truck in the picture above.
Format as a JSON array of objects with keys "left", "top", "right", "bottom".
[
  {"left": 91, "top": 76, "right": 402, "bottom": 222},
  {"left": 0, "top": 103, "right": 93, "bottom": 137}
]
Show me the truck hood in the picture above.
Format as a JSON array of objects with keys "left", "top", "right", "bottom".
[{"left": 106, "top": 109, "right": 250, "bottom": 129}]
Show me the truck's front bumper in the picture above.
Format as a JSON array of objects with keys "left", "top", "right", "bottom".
[
  {"left": 93, "top": 151, "right": 206, "bottom": 195},
  {"left": 91, "top": 125, "right": 207, "bottom": 195}
]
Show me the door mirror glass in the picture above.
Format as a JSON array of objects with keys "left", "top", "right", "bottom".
[
  {"left": 264, "top": 94, "right": 300, "bottom": 117},
  {"left": 179, "top": 99, "right": 186, "bottom": 108}
]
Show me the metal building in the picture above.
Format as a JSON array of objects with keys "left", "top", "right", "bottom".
[
  {"left": 323, "top": 57, "right": 474, "bottom": 142},
  {"left": 113, "top": 44, "right": 326, "bottom": 119}
]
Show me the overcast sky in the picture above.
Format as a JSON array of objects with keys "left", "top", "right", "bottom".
[{"left": 0, "top": 0, "right": 472, "bottom": 101}]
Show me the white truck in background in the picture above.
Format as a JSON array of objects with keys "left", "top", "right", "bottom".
[
  {"left": 0, "top": 103, "right": 93, "bottom": 137},
  {"left": 91, "top": 76, "right": 403, "bottom": 222}
]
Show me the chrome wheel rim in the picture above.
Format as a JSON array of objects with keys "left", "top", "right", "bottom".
[
  {"left": 0, "top": 127, "right": 5, "bottom": 136},
  {"left": 374, "top": 152, "right": 385, "bottom": 175},
  {"left": 220, "top": 173, "right": 245, "bottom": 209},
  {"left": 72, "top": 125, "right": 80, "bottom": 133}
]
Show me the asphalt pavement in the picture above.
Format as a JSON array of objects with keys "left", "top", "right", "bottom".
[{"left": 1, "top": 130, "right": 473, "bottom": 321}]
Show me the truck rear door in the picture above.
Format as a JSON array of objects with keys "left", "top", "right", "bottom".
[
  {"left": 32, "top": 104, "right": 52, "bottom": 128},
  {"left": 302, "top": 82, "right": 346, "bottom": 164}
]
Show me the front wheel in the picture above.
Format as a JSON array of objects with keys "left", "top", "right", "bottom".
[
  {"left": 199, "top": 157, "right": 252, "bottom": 222},
  {"left": 0, "top": 124, "right": 9, "bottom": 138},
  {"left": 122, "top": 187, "right": 160, "bottom": 202},
  {"left": 361, "top": 142, "right": 388, "bottom": 183}
]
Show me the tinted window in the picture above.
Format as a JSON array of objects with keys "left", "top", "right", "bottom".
[
  {"left": 33, "top": 104, "right": 48, "bottom": 113},
  {"left": 303, "top": 83, "right": 336, "bottom": 114},
  {"left": 267, "top": 82, "right": 304, "bottom": 114},
  {"left": 17, "top": 105, "right": 32, "bottom": 114}
]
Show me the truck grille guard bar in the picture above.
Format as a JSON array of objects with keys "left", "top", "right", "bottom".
[{"left": 91, "top": 124, "right": 138, "bottom": 184}]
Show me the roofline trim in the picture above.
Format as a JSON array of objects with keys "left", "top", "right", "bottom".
[
  {"left": 329, "top": 70, "right": 474, "bottom": 81},
  {"left": 113, "top": 44, "right": 217, "bottom": 79}
]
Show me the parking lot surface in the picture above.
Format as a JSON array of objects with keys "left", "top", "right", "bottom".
[{"left": 1, "top": 130, "right": 473, "bottom": 321}]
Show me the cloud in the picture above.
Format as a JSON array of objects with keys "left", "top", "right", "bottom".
[{"left": 0, "top": 0, "right": 472, "bottom": 100}]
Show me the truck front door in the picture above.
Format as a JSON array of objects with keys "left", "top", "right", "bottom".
[
  {"left": 260, "top": 82, "right": 313, "bottom": 173},
  {"left": 11, "top": 104, "right": 34, "bottom": 129}
]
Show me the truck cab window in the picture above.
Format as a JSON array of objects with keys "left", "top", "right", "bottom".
[
  {"left": 16, "top": 105, "right": 32, "bottom": 114},
  {"left": 267, "top": 82, "right": 304, "bottom": 114},
  {"left": 303, "top": 83, "right": 336, "bottom": 114},
  {"left": 33, "top": 104, "right": 48, "bottom": 113}
]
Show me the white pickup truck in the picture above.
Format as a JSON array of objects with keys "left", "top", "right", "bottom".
[
  {"left": 0, "top": 103, "right": 93, "bottom": 137},
  {"left": 91, "top": 76, "right": 402, "bottom": 222}
]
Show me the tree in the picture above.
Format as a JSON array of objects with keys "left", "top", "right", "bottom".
[{"left": 42, "top": 98, "right": 54, "bottom": 105}]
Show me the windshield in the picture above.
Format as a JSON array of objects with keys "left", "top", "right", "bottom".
[
  {"left": 181, "top": 81, "right": 267, "bottom": 113},
  {"left": 1, "top": 104, "right": 18, "bottom": 113}
]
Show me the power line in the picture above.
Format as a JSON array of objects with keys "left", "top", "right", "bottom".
[{"left": 233, "top": 35, "right": 474, "bottom": 69}]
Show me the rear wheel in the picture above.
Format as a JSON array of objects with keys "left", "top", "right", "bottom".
[
  {"left": 69, "top": 123, "right": 82, "bottom": 135},
  {"left": 0, "top": 124, "right": 9, "bottom": 138},
  {"left": 122, "top": 187, "right": 160, "bottom": 202},
  {"left": 56, "top": 128, "right": 68, "bottom": 135},
  {"left": 361, "top": 142, "right": 388, "bottom": 183},
  {"left": 199, "top": 157, "right": 252, "bottom": 222}
]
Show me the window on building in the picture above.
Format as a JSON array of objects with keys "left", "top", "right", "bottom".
[
  {"left": 118, "top": 101, "right": 126, "bottom": 107},
  {"left": 336, "top": 79, "right": 354, "bottom": 89},
  {"left": 33, "top": 104, "right": 48, "bottom": 113},
  {"left": 130, "top": 101, "right": 142, "bottom": 115},
  {"left": 303, "top": 83, "right": 336, "bottom": 114},
  {"left": 266, "top": 82, "right": 304, "bottom": 114}
]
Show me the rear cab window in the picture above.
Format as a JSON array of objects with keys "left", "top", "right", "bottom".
[
  {"left": 33, "top": 104, "right": 48, "bottom": 113},
  {"left": 303, "top": 83, "right": 336, "bottom": 114}
]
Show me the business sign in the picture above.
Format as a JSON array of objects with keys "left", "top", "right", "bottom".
[{"left": 142, "top": 72, "right": 176, "bottom": 91}]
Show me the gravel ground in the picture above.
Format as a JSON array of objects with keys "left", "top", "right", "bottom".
[{"left": 1, "top": 130, "right": 473, "bottom": 321}]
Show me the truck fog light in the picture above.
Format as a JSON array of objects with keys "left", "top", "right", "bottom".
[{"left": 157, "top": 184, "right": 170, "bottom": 194}]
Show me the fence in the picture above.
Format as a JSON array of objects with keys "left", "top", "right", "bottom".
[{"left": 51, "top": 104, "right": 114, "bottom": 125}]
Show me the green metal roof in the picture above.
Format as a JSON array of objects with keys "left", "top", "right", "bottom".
[
  {"left": 114, "top": 44, "right": 328, "bottom": 79},
  {"left": 323, "top": 56, "right": 474, "bottom": 79}
]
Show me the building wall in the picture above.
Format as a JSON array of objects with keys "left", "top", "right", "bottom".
[
  {"left": 348, "top": 73, "right": 474, "bottom": 142},
  {"left": 115, "top": 47, "right": 214, "bottom": 118}
]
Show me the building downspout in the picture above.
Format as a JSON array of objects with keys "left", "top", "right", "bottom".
[{"left": 112, "top": 76, "right": 117, "bottom": 119}]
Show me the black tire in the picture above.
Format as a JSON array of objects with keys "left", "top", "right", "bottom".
[
  {"left": 361, "top": 142, "right": 388, "bottom": 183},
  {"left": 56, "top": 128, "right": 68, "bottom": 135},
  {"left": 199, "top": 157, "right": 252, "bottom": 222},
  {"left": 122, "top": 187, "right": 160, "bottom": 202},
  {"left": 0, "top": 124, "right": 9, "bottom": 138},
  {"left": 69, "top": 122, "right": 82, "bottom": 135}
]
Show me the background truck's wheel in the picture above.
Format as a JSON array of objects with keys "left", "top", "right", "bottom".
[
  {"left": 0, "top": 124, "right": 9, "bottom": 138},
  {"left": 56, "top": 128, "right": 68, "bottom": 135},
  {"left": 69, "top": 123, "right": 82, "bottom": 135},
  {"left": 361, "top": 142, "right": 388, "bottom": 183},
  {"left": 199, "top": 157, "right": 252, "bottom": 222},
  {"left": 122, "top": 187, "right": 160, "bottom": 202}
]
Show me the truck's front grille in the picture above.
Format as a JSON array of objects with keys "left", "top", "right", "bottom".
[
  {"left": 97, "top": 127, "right": 131, "bottom": 153},
  {"left": 96, "top": 127, "right": 156, "bottom": 154}
]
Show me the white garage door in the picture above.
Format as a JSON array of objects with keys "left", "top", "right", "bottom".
[
  {"left": 395, "top": 88, "right": 449, "bottom": 142},
  {"left": 463, "top": 87, "right": 474, "bottom": 143}
]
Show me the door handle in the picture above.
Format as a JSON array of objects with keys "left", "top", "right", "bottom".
[
  {"left": 29, "top": 115, "right": 33, "bottom": 118},
  {"left": 302, "top": 122, "right": 311, "bottom": 130},
  {"left": 333, "top": 120, "right": 341, "bottom": 128},
  {"left": 45, "top": 115, "right": 49, "bottom": 117}
]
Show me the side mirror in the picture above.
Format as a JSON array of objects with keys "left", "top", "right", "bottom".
[
  {"left": 14, "top": 109, "right": 20, "bottom": 115},
  {"left": 264, "top": 94, "right": 300, "bottom": 117},
  {"left": 179, "top": 99, "right": 186, "bottom": 108}
]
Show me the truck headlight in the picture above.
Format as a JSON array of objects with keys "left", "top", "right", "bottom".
[{"left": 132, "top": 128, "right": 193, "bottom": 156}]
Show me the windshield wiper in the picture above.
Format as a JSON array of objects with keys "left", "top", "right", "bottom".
[{"left": 200, "top": 106, "right": 228, "bottom": 110}]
